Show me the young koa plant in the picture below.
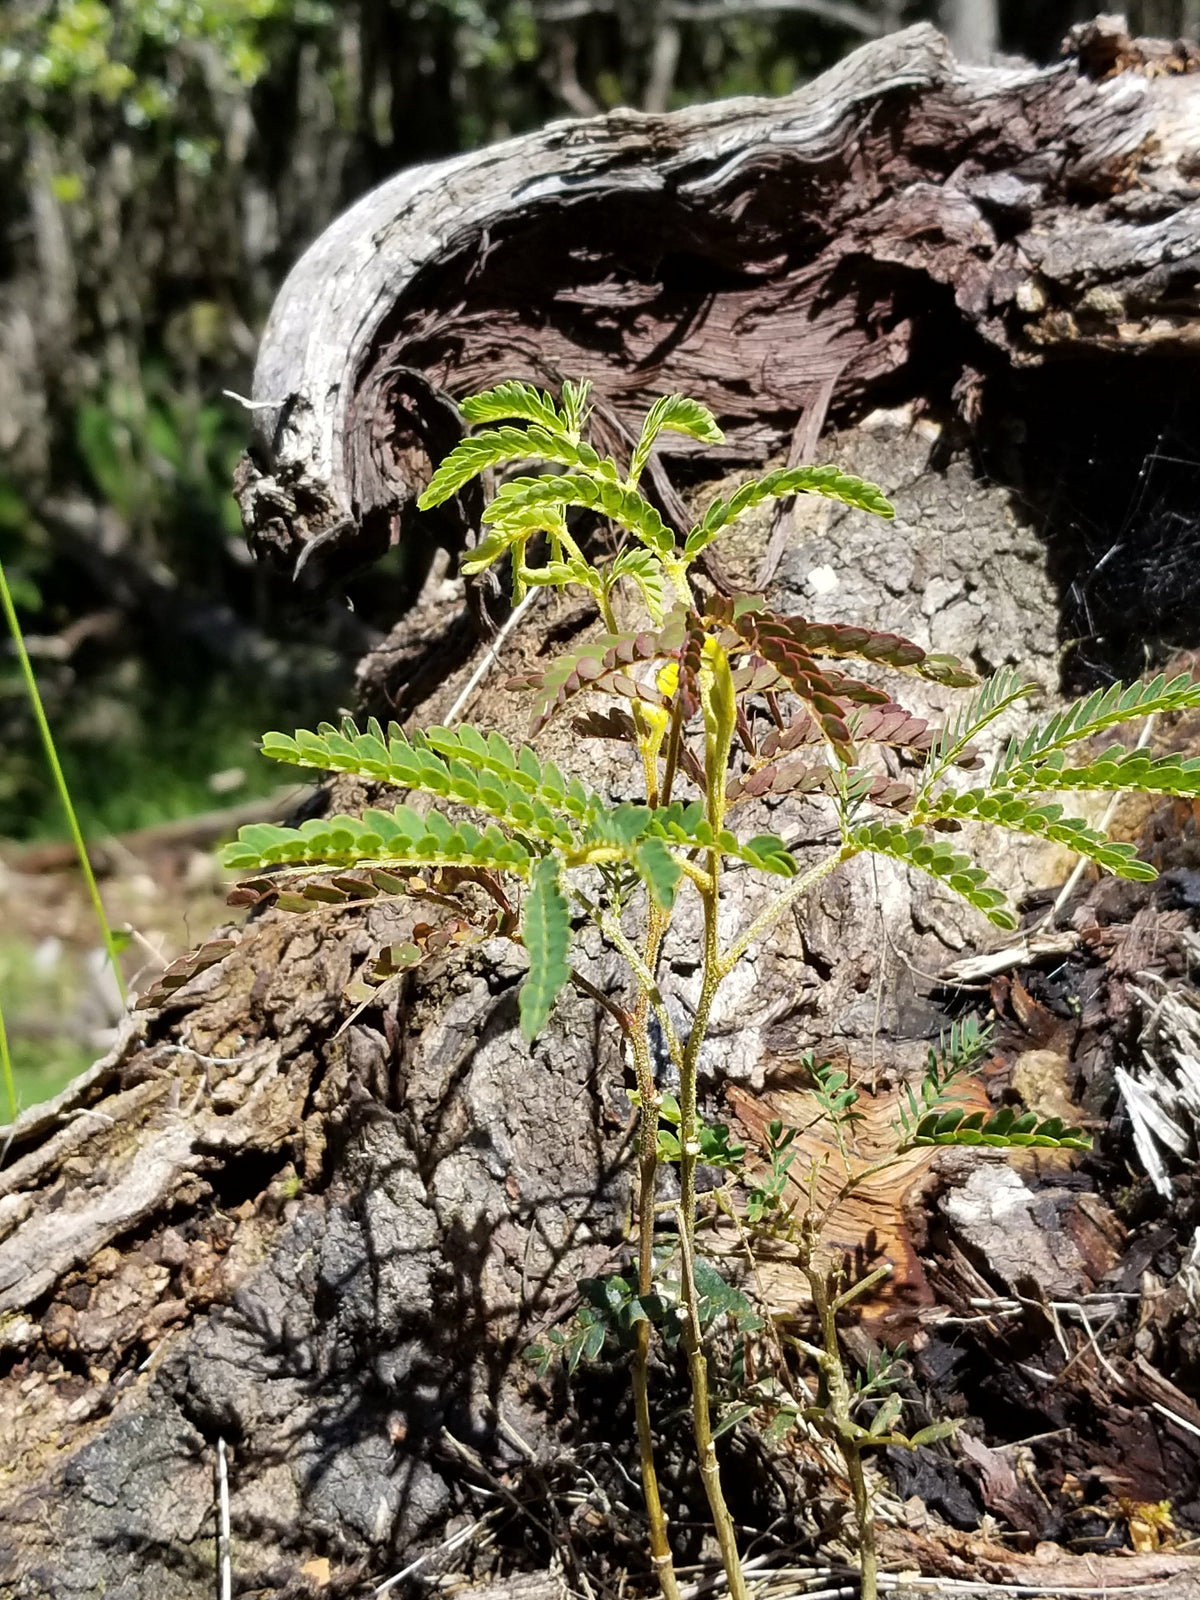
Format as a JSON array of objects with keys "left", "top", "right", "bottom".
[{"left": 223, "top": 379, "right": 1200, "bottom": 1600}]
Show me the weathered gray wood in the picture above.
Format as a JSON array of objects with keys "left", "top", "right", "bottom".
[{"left": 238, "top": 18, "right": 1200, "bottom": 579}]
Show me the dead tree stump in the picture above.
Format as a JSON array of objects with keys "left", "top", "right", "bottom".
[{"left": 4, "top": 19, "right": 1200, "bottom": 1598}]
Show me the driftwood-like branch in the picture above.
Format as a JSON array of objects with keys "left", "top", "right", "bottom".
[{"left": 238, "top": 18, "right": 1200, "bottom": 578}]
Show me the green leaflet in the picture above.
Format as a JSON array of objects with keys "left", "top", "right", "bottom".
[
  {"left": 905, "top": 1105, "right": 1090, "bottom": 1151},
  {"left": 917, "top": 788, "right": 1156, "bottom": 880},
  {"left": 1005, "top": 745, "right": 1200, "bottom": 798},
  {"left": 849, "top": 821, "right": 1016, "bottom": 928},
  {"left": 690, "top": 1256, "right": 760, "bottom": 1329},
  {"left": 633, "top": 835, "right": 682, "bottom": 909},
  {"left": 994, "top": 670, "right": 1200, "bottom": 779},
  {"left": 418, "top": 425, "right": 607, "bottom": 509},
  {"left": 738, "top": 834, "right": 799, "bottom": 876},
  {"left": 258, "top": 718, "right": 598, "bottom": 844},
  {"left": 221, "top": 808, "right": 533, "bottom": 873},
  {"left": 684, "top": 464, "right": 894, "bottom": 558},
  {"left": 920, "top": 666, "right": 1037, "bottom": 789},
  {"left": 579, "top": 800, "right": 660, "bottom": 856},
  {"left": 628, "top": 394, "right": 723, "bottom": 485},
  {"left": 608, "top": 546, "right": 667, "bottom": 623},
  {"left": 520, "top": 855, "right": 572, "bottom": 1041},
  {"left": 484, "top": 473, "right": 674, "bottom": 555},
  {"left": 459, "top": 380, "right": 563, "bottom": 431}
]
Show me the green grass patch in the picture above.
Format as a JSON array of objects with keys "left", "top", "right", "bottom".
[
  {"left": 1, "top": 680, "right": 295, "bottom": 842},
  {"left": 0, "top": 939, "right": 102, "bottom": 1116}
]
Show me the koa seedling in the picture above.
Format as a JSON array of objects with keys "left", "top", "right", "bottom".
[{"left": 222, "top": 379, "right": 1200, "bottom": 1600}]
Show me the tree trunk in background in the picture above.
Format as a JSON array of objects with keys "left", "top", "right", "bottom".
[
  {"left": 942, "top": 0, "right": 998, "bottom": 57},
  {"left": 4, "top": 19, "right": 1200, "bottom": 1599}
]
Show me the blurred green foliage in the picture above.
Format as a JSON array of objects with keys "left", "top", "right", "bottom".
[
  {"left": 3, "top": 0, "right": 335, "bottom": 102},
  {"left": 74, "top": 363, "right": 244, "bottom": 541},
  {"left": 0, "top": 0, "right": 848, "bottom": 845},
  {"left": 0, "top": 937, "right": 104, "bottom": 1112},
  {"left": 50, "top": 682, "right": 288, "bottom": 839}
]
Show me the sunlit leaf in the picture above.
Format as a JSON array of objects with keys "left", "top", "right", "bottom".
[{"left": 519, "top": 856, "right": 572, "bottom": 1041}]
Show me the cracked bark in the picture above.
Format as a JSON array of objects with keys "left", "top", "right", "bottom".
[{"left": 4, "top": 18, "right": 1200, "bottom": 1598}]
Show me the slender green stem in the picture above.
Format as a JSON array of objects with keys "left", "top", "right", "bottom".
[
  {"left": 593, "top": 907, "right": 686, "bottom": 1067},
  {"left": 629, "top": 981, "right": 680, "bottom": 1600},
  {"left": 633, "top": 1314, "right": 680, "bottom": 1600},
  {"left": 675, "top": 1207, "right": 749, "bottom": 1600},
  {"left": 0, "top": 992, "right": 16, "bottom": 1123},
  {"left": 720, "top": 846, "right": 852, "bottom": 976},
  {"left": 845, "top": 1439, "right": 878, "bottom": 1600},
  {"left": 831, "top": 1263, "right": 892, "bottom": 1314},
  {"left": 672, "top": 853, "right": 752, "bottom": 1600},
  {"left": 0, "top": 558, "right": 127, "bottom": 1004},
  {"left": 808, "top": 1263, "right": 879, "bottom": 1600},
  {"left": 678, "top": 865, "right": 722, "bottom": 1247},
  {"left": 668, "top": 630, "right": 751, "bottom": 1600}
]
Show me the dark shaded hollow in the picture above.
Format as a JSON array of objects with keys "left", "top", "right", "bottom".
[{"left": 974, "top": 354, "right": 1200, "bottom": 690}]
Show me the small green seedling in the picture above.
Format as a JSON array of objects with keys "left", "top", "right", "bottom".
[{"left": 222, "top": 380, "right": 1200, "bottom": 1600}]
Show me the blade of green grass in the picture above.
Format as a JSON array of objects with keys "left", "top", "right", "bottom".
[
  {"left": 0, "top": 994, "right": 14, "bottom": 1122},
  {"left": 0, "top": 556, "right": 127, "bottom": 1004}
]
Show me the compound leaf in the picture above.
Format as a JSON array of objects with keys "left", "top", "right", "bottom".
[
  {"left": 459, "top": 380, "right": 562, "bottom": 430},
  {"left": 485, "top": 472, "right": 674, "bottom": 555},
  {"left": 418, "top": 425, "right": 604, "bottom": 509},
  {"left": 685, "top": 465, "right": 893, "bottom": 558},
  {"left": 995, "top": 671, "right": 1200, "bottom": 779},
  {"left": 135, "top": 937, "right": 238, "bottom": 1010},
  {"left": 908, "top": 1105, "right": 1091, "bottom": 1151},
  {"left": 520, "top": 856, "right": 572, "bottom": 1042},
  {"left": 258, "top": 718, "right": 598, "bottom": 843},
  {"left": 222, "top": 810, "right": 532, "bottom": 874},
  {"left": 711, "top": 598, "right": 974, "bottom": 689},
  {"left": 850, "top": 820, "right": 1017, "bottom": 928},
  {"left": 629, "top": 393, "right": 723, "bottom": 485},
  {"left": 1006, "top": 746, "right": 1200, "bottom": 799},
  {"left": 918, "top": 788, "right": 1156, "bottom": 881},
  {"left": 923, "top": 666, "right": 1036, "bottom": 787}
]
